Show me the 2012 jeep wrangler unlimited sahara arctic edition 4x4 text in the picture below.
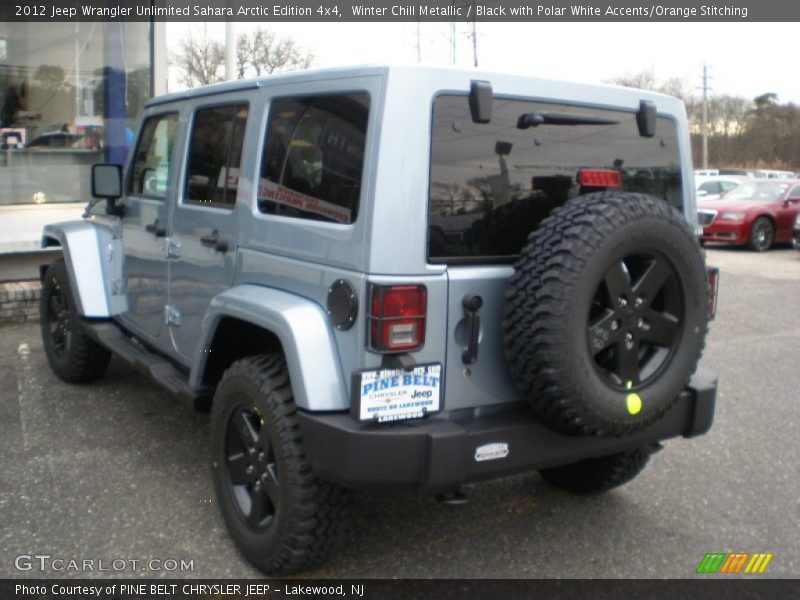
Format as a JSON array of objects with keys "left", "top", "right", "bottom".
[{"left": 40, "top": 66, "right": 718, "bottom": 574}]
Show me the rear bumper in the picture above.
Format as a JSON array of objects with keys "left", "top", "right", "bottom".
[{"left": 298, "top": 368, "right": 718, "bottom": 495}]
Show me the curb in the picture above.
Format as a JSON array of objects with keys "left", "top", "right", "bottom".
[{"left": 0, "top": 280, "right": 41, "bottom": 324}]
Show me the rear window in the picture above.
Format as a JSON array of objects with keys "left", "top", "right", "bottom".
[
  {"left": 258, "top": 93, "right": 369, "bottom": 224},
  {"left": 428, "top": 95, "right": 683, "bottom": 262}
]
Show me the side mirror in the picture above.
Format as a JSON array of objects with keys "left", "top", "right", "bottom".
[
  {"left": 92, "top": 163, "right": 123, "bottom": 199},
  {"left": 786, "top": 196, "right": 800, "bottom": 205},
  {"left": 696, "top": 190, "right": 708, "bottom": 197}
]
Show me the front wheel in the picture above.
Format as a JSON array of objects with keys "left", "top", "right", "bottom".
[
  {"left": 211, "top": 354, "right": 351, "bottom": 575},
  {"left": 748, "top": 217, "right": 774, "bottom": 252},
  {"left": 39, "top": 259, "right": 111, "bottom": 383}
]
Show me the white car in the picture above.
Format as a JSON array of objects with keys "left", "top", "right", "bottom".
[
  {"left": 754, "top": 169, "right": 796, "bottom": 179},
  {"left": 695, "top": 175, "right": 745, "bottom": 201}
]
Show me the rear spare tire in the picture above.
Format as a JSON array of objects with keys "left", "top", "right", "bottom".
[{"left": 504, "top": 192, "right": 708, "bottom": 437}]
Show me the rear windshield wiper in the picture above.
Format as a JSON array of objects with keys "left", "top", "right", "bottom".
[{"left": 517, "top": 112, "right": 619, "bottom": 129}]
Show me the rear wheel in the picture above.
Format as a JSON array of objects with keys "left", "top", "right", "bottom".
[
  {"left": 211, "top": 354, "right": 351, "bottom": 575},
  {"left": 748, "top": 217, "right": 774, "bottom": 252},
  {"left": 540, "top": 448, "right": 651, "bottom": 494},
  {"left": 39, "top": 259, "right": 111, "bottom": 383}
]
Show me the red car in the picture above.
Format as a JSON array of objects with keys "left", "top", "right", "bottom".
[{"left": 698, "top": 179, "right": 800, "bottom": 251}]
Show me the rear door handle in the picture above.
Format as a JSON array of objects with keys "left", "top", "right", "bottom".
[
  {"left": 461, "top": 294, "right": 483, "bottom": 365},
  {"left": 200, "top": 229, "right": 229, "bottom": 253},
  {"left": 145, "top": 219, "right": 166, "bottom": 237}
]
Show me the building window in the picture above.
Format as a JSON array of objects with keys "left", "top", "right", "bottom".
[{"left": 0, "top": 22, "right": 151, "bottom": 206}]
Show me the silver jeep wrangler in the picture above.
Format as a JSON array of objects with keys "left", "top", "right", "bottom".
[{"left": 40, "top": 65, "right": 718, "bottom": 574}]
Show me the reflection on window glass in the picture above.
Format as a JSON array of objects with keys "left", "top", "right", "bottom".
[
  {"left": 128, "top": 113, "right": 177, "bottom": 199},
  {"left": 0, "top": 22, "right": 151, "bottom": 205},
  {"left": 258, "top": 93, "right": 369, "bottom": 224},
  {"left": 698, "top": 181, "right": 721, "bottom": 195},
  {"left": 185, "top": 104, "right": 249, "bottom": 208},
  {"left": 724, "top": 182, "right": 788, "bottom": 202},
  {"left": 428, "top": 95, "right": 682, "bottom": 261}
]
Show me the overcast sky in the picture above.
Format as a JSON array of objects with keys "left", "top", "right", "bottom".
[{"left": 166, "top": 22, "right": 799, "bottom": 103}]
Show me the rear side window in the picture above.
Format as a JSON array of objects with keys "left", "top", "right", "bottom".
[
  {"left": 185, "top": 104, "right": 249, "bottom": 209},
  {"left": 258, "top": 93, "right": 370, "bottom": 224},
  {"left": 428, "top": 95, "right": 683, "bottom": 262},
  {"left": 128, "top": 113, "right": 178, "bottom": 199}
]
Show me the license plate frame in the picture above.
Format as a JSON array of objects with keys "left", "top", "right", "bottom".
[{"left": 351, "top": 363, "right": 443, "bottom": 423}]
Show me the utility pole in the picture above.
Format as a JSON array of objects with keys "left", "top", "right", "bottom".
[
  {"left": 701, "top": 63, "right": 711, "bottom": 170},
  {"left": 450, "top": 21, "right": 456, "bottom": 64},
  {"left": 471, "top": 13, "right": 478, "bottom": 67},
  {"left": 225, "top": 13, "right": 235, "bottom": 81},
  {"left": 416, "top": 21, "right": 421, "bottom": 63}
]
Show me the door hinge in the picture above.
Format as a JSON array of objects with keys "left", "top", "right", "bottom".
[
  {"left": 166, "top": 237, "right": 181, "bottom": 259},
  {"left": 165, "top": 304, "right": 181, "bottom": 327}
]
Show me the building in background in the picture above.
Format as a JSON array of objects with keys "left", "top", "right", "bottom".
[{"left": 0, "top": 21, "right": 165, "bottom": 280}]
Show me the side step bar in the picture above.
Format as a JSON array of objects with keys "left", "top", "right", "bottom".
[{"left": 83, "top": 321, "right": 214, "bottom": 410}]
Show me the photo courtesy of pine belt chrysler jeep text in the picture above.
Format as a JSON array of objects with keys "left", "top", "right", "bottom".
[{"left": 39, "top": 65, "right": 719, "bottom": 574}]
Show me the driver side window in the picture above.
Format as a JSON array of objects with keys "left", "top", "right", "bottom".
[{"left": 128, "top": 113, "right": 179, "bottom": 199}]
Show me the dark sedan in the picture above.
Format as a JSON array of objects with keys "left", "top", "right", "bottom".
[{"left": 698, "top": 180, "right": 800, "bottom": 251}]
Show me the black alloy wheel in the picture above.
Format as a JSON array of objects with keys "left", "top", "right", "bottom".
[
  {"left": 504, "top": 192, "right": 709, "bottom": 437},
  {"left": 39, "top": 259, "right": 111, "bottom": 383},
  {"left": 211, "top": 354, "right": 351, "bottom": 574},
  {"left": 588, "top": 252, "right": 683, "bottom": 391},
  {"left": 224, "top": 404, "right": 280, "bottom": 529},
  {"left": 45, "top": 280, "right": 71, "bottom": 358}
]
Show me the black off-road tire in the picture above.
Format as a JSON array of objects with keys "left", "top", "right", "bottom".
[
  {"left": 504, "top": 192, "right": 708, "bottom": 437},
  {"left": 747, "top": 216, "right": 774, "bottom": 252},
  {"left": 211, "top": 354, "right": 351, "bottom": 575},
  {"left": 540, "top": 447, "right": 651, "bottom": 494},
  {"left": 39, "top": 259, "right": 111, "bottom": 383}
]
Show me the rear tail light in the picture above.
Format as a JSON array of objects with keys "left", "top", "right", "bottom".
[
  {"left": 369, "top": 285, "right": 426, "bottom": 352},
  {"left": 707, "top": 266, "right": 719, "bottom": 320},
  {"left": 577, "top": 169, "right": 621, "bottom": 188}
]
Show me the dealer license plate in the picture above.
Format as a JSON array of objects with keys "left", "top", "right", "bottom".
[{"left": 352, "top": 363, "right": 442, "bottom": 423}]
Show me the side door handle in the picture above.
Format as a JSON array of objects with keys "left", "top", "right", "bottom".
[
  {"left": 200, "top": 229, "right": 229, "bottom": 253},
  {"left": 145, "top": 219, "right": 166, "bottom": 237}
]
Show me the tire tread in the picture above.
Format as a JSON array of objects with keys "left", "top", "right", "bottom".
[
  {"left": 213, "top": 354, "right": 351, "bottom": 574},
  {"left": 503, "top": 192, "right": 708, "bottom": 436}
]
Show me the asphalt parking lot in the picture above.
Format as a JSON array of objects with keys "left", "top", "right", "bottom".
[{"left": 1, "top": 246, "right": 799, "bottom": 579}]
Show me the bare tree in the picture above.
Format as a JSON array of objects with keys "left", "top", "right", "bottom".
[
  {"left": 607, "top": 70, "right": 692, "bottom": 100},
  {"left": 609, "top": 69, "right": 800, "bottom": 169},
  {"left": 236, "top": 28, "right": 315, "bottom": 78},
  {"left": 172, "top": 27, "right": 225, "bottom": 88}
]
